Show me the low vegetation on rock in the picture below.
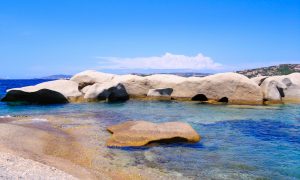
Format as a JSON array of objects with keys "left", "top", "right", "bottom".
[{"left": 237, "top": 64, "right": 300, "bottom": 78}]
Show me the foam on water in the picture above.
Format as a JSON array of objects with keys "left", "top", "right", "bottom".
[{"left": 0, "top": 115, "right": 12, "bottom": 118}]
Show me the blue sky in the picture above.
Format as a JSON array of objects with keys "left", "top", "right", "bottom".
[{"left": 0, "top": 0, "right": 299, "bottom": 78}]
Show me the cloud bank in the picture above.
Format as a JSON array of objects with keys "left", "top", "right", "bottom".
[{"left": 97, "top": 53, "right": 222, "bottom": 70}]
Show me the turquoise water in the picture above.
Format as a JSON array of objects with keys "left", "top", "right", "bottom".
[{"left": 0, "top": 80, "right": 300, "bottom": 179}]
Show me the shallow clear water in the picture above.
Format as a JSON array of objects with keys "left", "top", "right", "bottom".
[{"left": 0, "top": 80, "right": 300, "bottom": 179}]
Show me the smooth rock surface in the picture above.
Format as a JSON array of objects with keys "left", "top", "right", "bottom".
[
  {"left": 172, "top": 72, "right": 263, "bottom": 104},
  {"left": 106, "top": 121, "right": 200, "bottom": 147},
  {"left": 81, "top": 85, "right": 92, "bottom": 94},
  {"left": 284, "top": 73, "right": 300, "bottom": 101},
  {"left": 259, "top": 73, "right": 300, "bottom": 102}
]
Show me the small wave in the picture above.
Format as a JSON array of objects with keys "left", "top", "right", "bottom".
[
  {"left": 0, "top": 115, "right": 12, "bottom": 118},
  {"left": 31, "top": 118, "right": 48, "bottom": 122}
]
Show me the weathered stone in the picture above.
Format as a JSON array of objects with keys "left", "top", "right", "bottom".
[
  {"left": 259, "top": 73, "right": 300, "bottom": 102},
  {"left": 106, "top": 120, "right": 200, "bottom": 147},
  {"left": 172, "top": 73, "right": 263, "bottom": 104},
  {"left": 71, "top": 71, "right": 264, "bottom": 104}
]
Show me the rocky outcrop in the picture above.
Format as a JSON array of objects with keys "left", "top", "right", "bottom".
[
  {"left": 256, "top": 73, "right": 300, "bottom": 102},
  {"left": 172, "top": 73, "right": 263, "bottom": 104},
  {"left": 113, "top": 72, "right": 263, "bottom": 104},
  {"left": 84, "top": 82, "right": 129, "bottom": 102},
  {"left": 106, "top": 121, "right": 200, "bottom": 147},
  {"left": 1, "top": 70, "right": 280, "bottom": 105},
  {"left": 1, "top": 80, "right": 82, "bottom": 104}
]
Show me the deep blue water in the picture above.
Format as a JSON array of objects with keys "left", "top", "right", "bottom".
[{"left": 0, "top": 80, "right": 299, "bottom": 179}]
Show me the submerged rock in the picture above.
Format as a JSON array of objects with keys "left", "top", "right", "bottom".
[
  {"left": 1, "top": 80, "right": 82, "bottom": 104},
  {"left": 106, "top": 121, "right": 200, "bottom": 147}
]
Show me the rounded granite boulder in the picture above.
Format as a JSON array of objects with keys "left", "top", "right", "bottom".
[
  {"left": 258, "top": 73, "right": 300, "bottom": 103},
  {"left": 106, "top": 120, "right": 201, "bottom": 147}
]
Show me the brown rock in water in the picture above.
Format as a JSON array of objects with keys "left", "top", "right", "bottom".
[{"left": 106, "top": 121, "right": 200, "bottom": 147}]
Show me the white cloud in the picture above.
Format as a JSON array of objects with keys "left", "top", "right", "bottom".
[{"left": 96, "top": 53, "right": 222, "bottom": 70}]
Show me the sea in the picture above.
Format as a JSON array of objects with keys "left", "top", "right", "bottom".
[{"left": 0, "top": 79, "right": 299, "bottom": 179}]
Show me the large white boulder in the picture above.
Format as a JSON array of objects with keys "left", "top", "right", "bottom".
[
  {"left": 1, "top": 80, "right": 82, "bottom": 104},
  {"left": 258, "top": 73, "right": 300, "bottom": 102},
  {"left": 284, "top": 73, "right": 300, "bottom": 101},
  {"left": 171, "top": 73, "right": 263, "bottom": 104}
]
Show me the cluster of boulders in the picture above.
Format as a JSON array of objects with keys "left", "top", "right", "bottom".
[
  {"left": 251, "top": 73, "right": 300, "bottom": 103},
  {"left": 1, "top": 70, "right": 300, "bottom": 104}
]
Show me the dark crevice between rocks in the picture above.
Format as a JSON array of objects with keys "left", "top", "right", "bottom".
[
  {"left": 146, "top": 137, "right": 189, "bottom": 146},
  {"left": 218, "top": 97, "right": 229, "bottom": 103},
  {"left": 191, "top": 94, "right": 208, "bottom": 101},
  {"left": 1, "top": 89, "right": 68, "bottom": 104},
  {"left": 98, "top": 84, "right": 129, "bottom": 102},
  {"left": 258, "top": 77, "right": 269, "bottom": 86},
  {"left": 78, "top": 82, "right": 95, "bottom": 91},
  {"left": 276, "top": 87, "right": 285, "bottom": 98}
]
